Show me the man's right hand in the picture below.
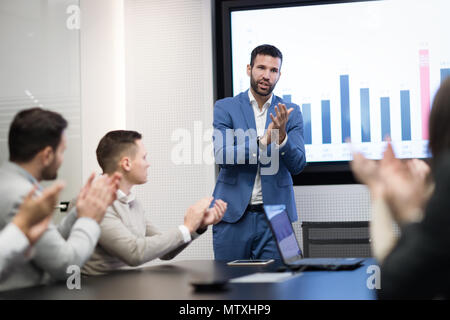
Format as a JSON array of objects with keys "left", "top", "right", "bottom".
[
  {"left": 183, "top": 197, "right": 214, "bottom": 233},
  {"left": 76, "top": 172, "right": 121, "bottom": 223}
]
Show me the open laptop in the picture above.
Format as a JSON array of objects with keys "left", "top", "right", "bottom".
[{"left": 263, "top": 204, "right": 364, "bottom": 271}]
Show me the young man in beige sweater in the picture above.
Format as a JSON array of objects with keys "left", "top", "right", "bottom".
[{"left": 82, "top": 130, "right": 227, "bottom": 275}]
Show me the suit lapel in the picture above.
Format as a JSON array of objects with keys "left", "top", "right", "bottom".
[{"left": 239, "top": 90, "right": 257, "bottom": 130}]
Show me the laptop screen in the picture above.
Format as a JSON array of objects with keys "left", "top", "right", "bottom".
[{"left": 263, "top": 205, "right": 303, "bottom": 263}]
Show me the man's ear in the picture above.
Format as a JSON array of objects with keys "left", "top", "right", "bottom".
[
  {"left": 120, "top": 157, "right": 132, "bottom": 171},
  {"left": 40, "top": 146, "right": 54, "bottom": 166},
  {"left": 246, "top": 64, "right": 251, "bottom": 77}
]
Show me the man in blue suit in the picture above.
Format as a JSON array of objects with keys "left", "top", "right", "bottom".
[{"left": 212, "top": 44, "right": 306, "bottom": 260}]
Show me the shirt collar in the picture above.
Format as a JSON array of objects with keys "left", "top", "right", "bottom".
[
  {"left": 248, "top": 89, "right": 273, "bottom": 111},
  {"left": 2, "top": 161, "right": 42, "bottom": 191},
  {"left": 117, "top": 189, "right": 136, "bottom": 204}
]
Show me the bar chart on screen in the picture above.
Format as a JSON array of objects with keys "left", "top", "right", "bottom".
[
  {"left": 231, "top": 0, "right": 450, "bottom": 162},
  {"left": 280, "top": 49, "right": 450, "bottom": 162}
]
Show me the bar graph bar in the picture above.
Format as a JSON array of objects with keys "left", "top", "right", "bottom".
[
  {"left": 340, "top": 75, "right": 351, "bottom": 142},
  {"left": 441, "top": 68, "right": 450, "bottom": 83},
  {"left": 400, "top": 90, "right": 411, "bottom": 141},
  {"left": 283, "top": 94, "right": 292, "bottom": 103},
  {"left": 321, "top": 100, "right": 331, "bottom": 144},
  {"left": 420, "top": 49, "right": 430, "bottom": 140},
  {"left": 360, "top": 88, "right": 371, "bottom": 143},
  {"left": 301, "top": 104, "right": 312, "bottom": 145},
  {"left": 380, "top": 97, "right": 391, "bottom": 141}
]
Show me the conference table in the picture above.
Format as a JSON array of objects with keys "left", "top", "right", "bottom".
[{"left": 0, "top": 258, "right": 378, "bottom": 300}]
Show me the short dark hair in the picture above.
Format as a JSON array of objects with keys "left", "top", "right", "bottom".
[
  {"left": 429, "top": 77, "right": 450, "bottom": 166},
  {"left": 250, "top": 44, "right": 283, "bottom": 67},
  {"left": 8, "top": 107, "right": 68, "bottom": 163},
  {"left": 96, "top": 130, "right": 143, "bottom": 174}
]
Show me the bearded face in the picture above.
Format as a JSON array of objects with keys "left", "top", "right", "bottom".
[{"left": 248, "top": 54, "right": 281, "bottom": 97}]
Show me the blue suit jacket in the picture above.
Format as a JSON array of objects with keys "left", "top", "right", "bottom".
[{"left": 212, "top": 90, "right": 306, "bottom": 223}]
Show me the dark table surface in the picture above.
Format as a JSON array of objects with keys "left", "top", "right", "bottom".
[{"left": 0, "top": 258, "right": 378, "bottom": 300}]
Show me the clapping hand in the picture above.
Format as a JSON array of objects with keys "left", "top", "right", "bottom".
[
  {"left": 350, "top": 142, "right": 430, "bottom": 225},
  {"left": 261, "top": 103, "right": 294, "bottom": 145},
  {"left": 380, "top": 143, "right": 429, "bottom": 224},
  {"left": 76, "top": 172, "right": 122, "bottom": 223},
  {"left": 200, "top": 199, "right": 227, "bottom": 229},
  {"left": 13, "top": 182, "right": 65, "bottom": 244}
]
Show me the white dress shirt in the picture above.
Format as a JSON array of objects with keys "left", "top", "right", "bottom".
[{"left": 248, "top": 90, "right": 287, "bottom": 205}]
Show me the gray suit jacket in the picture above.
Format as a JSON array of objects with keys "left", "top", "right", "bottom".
[{"left": 0, "top": 162, "right": 100, "bottom": 291}]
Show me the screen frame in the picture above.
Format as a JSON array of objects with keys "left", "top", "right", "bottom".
[{"left": 213, "top": 0, "right": 431, "bottom": 185}]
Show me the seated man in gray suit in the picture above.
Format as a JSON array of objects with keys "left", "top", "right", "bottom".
[
  {"left": 0, "top": 108, "right": 121, "bottom": 291},
  {"left": 82, "top": 130, "right": 227, "bottom": 275}
]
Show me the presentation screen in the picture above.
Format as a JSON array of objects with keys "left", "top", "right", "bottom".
[{"left": 230, "top": 0, "right": 450, "bottom": 162}]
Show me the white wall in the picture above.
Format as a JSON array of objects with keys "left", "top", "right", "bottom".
[
  {"left": 0, "top": 0, "right": 82, "bottom": 221},
  {"left": 80, "top": 0, "right": 126, "bottom": 181},
  {"left": 79, "top": 0, "right": 216, "bottom": 263},
  {"left": 123, "top": 0, "right": 216, "bottom": 262}
]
